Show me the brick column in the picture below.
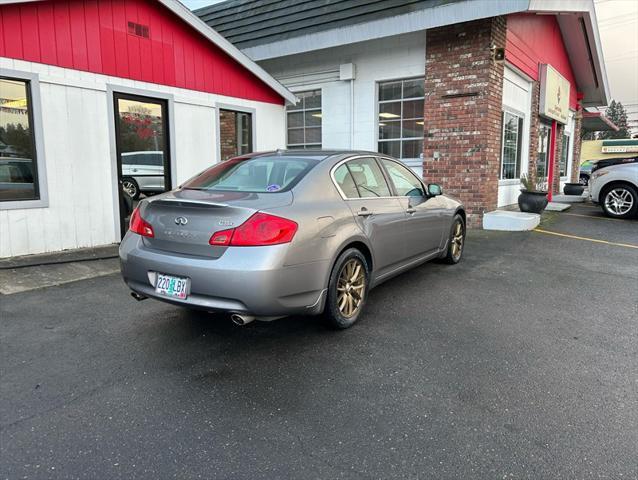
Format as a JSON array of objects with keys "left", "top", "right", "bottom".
[
  {"left": 423, "top": 17, "right": 506, "bottom": 228},
  {"left": 527, "top": 81, "right": 541, "bottom": 185},
  {"left": 552, "top": 123, "right": 564, "bottom": 194},
  {"left": 570, "top": 108, "right": 583, "bottom": 182}
]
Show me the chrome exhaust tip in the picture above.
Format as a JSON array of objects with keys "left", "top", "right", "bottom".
[
  {"left": 230, "top": 314, "right": 255, "bottom": 326},
  {"left": 130, "top": 292, "right": 147, "bottom": 301}
]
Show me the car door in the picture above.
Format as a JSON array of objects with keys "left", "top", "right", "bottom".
[
  {"left": 379, "top": 158, "right": 445, "bottom": 259},
  {"left": 334, "top": 157, "right": 406, "bottom": 278}
]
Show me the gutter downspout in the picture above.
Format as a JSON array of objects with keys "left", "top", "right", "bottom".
[{"left": 350, "top": 78, "right": 355, "bottom": 149}]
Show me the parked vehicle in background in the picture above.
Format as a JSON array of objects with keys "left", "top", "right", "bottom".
[
  {"left": 120, "top": 151, "right": 165, "bottom": 200},
  {"left": 589, "top": 157, "right": 638, "bottom": 219},
  {"left": 579, "top": 160, "right": 593, "bottom": 185},
  {"left": 120, "top": 150, "right": 466, "bottom": 329},
  {"left": 0, "top": 157, "right": 36, "bottom": 200}
]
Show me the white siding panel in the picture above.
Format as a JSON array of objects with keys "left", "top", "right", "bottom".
[{"left": 1, "top": 59, "right": 286, "bottom": 257}]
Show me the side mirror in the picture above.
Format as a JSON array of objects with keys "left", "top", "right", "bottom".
[{"left": 428, "top": 183, "right": 443, "bottom": 196}]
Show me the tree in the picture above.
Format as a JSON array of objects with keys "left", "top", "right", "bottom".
[{"left": 598, "top": 100, "right": 630, "bottom": 139}]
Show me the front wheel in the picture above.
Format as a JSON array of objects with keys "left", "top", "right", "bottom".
[
  {"left": 122, "top": 177, "right": 140, "bottom": 200},
  {"left": 442, "top": 214, "right": 466, "bottom": 264},
  {"left": 324, "top": 249, "right": 369, "bottom": 329},
  {"left": 601, "top": 184, "right": 637, "bottom": 219}
]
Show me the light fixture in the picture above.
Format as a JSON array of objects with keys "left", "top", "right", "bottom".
[
  {"left": 311, "top": 113, "right": 322, "bottom": 118},
  {"left": 379, "top": 112, "right": 400, "bottom": 119}
]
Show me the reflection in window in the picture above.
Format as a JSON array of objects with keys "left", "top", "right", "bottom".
[
  {"left": 559, "top": 134, "right": 570, "bottom": 177},
  {"left": 0, "top": 77, "right": 38, "bottom": 202},
  {"left": 345, "top": 157, "right": 391, "bottom": 198},
  {"left": 220, "top": 109, "right": 253, "bottom": 161},
  {"left": 287, "top": 90, "right": 321, "bottom": 149},
  {"left": 378, "top": 78, "right": 425, "bottom": 159},
  {"left": 500, "top": 111, "right": 524, "bottom": 180}
]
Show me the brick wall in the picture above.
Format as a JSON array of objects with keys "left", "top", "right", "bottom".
[
  {"left": 219, "top": 109, "right": 238, "bottom": 161},
  {"left": 552, "top": 123, "right": 564, "bottom": 194},
  {"left": 422, "top": 17, "right": 507, "bottom": 228}
]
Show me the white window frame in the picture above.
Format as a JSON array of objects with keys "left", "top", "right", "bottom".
[
  {"left": 286, "top": 89, "right": 322, "bottom": 149},
  {"left": 376, "top": 76, "right": 425, "bottom": 162},
  {"left": 0, "top": 68, "right": 49, "bottom": 210},
  {"left": 499, "top": 108, "right": 525, "bottom": 181}
]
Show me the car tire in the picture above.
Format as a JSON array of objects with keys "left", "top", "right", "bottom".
[
  {"left": 122, "top": 177, "right": 140, "bottom": 200},
  {"left": 600, "top": 183, "right": 638, "bottom": 219},
  {"left": 324, "top": 248, "right": 370, "bottom": 329},
  {"left": 442, "top": 214, "right": 466, "bottom": 264}
]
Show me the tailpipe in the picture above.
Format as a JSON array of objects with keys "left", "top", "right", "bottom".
[
  {"left": 130, "top": 291, "right": 147, "bottom": 301},
  {"left": 230, "top": 314, "right": 255, "bottom": 326}
]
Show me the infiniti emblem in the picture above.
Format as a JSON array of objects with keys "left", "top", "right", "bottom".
[{"left": 174, "top": 216, "right": 188, "bottom": 226}]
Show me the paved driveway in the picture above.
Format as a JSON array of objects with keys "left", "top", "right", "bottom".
[{"left": 1, "top": 208, "right": 637, "bottom": 479}]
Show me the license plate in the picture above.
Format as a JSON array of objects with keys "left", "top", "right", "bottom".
[{"left": 155, "top": 273, "right": 190, "bottom": 300}]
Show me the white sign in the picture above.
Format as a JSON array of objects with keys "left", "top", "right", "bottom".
[{"left": 539, "top": 64, "right": 571, "bottom": 124}]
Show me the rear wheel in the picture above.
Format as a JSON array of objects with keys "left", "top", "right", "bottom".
[
  {"left": 442, "top": 214, "right": 466, "bottom": 264},
  {"left": 324, "top": 249, "right": 369, "bottom": 329},
  {"left": 600, "top": 184, "right": 637, "bottom": 219}
]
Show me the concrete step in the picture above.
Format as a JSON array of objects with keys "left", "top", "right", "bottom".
[
  {"left": 483, "top": 210, "right": 540, "bottom": 231},
  {"left": 546, "top": 202, "right": 571, "bottom": 212}
]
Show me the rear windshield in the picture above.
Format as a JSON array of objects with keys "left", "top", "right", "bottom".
[{"left": 182, "top": 155, "right": 318, "bottom": 193}]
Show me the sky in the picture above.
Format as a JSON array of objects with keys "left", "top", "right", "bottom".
[{"left": 184, "top": 0, "right": 638, "bottom": 133}]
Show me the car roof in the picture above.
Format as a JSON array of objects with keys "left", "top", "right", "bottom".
[{"left": 246, "top": 149, "right": 389, "bottom": 161}]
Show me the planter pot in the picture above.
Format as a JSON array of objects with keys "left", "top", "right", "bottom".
[
  {"left": 518, "top": 190, "right": 548, "bottom": 214},
  {"left": 563, "top": 183, "right": 585, "bottom": 196}
]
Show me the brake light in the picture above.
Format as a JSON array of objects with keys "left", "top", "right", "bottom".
[
  {"left": 208, "top": 213, "right": 298, "bottom": 247},
  {"left": 129, "top": 207, "right": 154, "bottom": 237}
]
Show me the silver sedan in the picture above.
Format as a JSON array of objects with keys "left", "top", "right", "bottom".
[{"left": 119, "top": 150, "right": 466, "bottom": 328}]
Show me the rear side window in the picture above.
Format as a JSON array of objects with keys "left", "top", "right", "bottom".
[
  {"left": 182, "top": 156, "right": 318, "bottom": 193},
  {"left": 333, "top": 164, "right": 359, "bottom": 198},
  {"left": 345, "top": 157, "right": 391, "bottom": 198}
]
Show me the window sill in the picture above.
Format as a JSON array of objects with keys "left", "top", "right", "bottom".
[
  {"left": 498, "top": 179, "right": 521, "bottom": 186},
  {"left": 0, "top": 198, "right": 49, "bottom": 210}
]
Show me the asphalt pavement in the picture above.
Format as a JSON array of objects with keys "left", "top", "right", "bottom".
[{"left": 1, "top": 208, "right": 637, "bottom": 479}]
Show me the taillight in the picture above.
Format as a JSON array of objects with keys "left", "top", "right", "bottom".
[
  {"left": 208, "top": 212, "right": 297, "bottom": 247},
  {"left": 129, "top": 207, "right": 154, "bottom": 238}
]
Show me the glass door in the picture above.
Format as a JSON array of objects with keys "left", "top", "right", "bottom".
[
  {"left": 536, "top": 121, "right": 551, "bottom": 191},
  {"left": 113, "top": 93, "right": 171, "bottom": 238}
]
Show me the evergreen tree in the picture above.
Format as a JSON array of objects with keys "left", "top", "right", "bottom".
[{"left": 599, "top": 100, "right": 630, "bottom": 139}]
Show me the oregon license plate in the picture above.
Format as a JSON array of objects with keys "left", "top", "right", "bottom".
[{"left": 155, "top": 273, "right": 190, "bottom": 300}]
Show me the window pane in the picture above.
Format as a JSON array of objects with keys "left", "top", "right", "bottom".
[
  {"left": 403, "top": 78, "right": 425, "bottom": 99},
  {"left": 287, "top": 111, "right": 303, "bottom": 128},
  {"left": 0, "top": 77, "right": 38, "bottom": 201},
  {"left": 382, "top": 159, "right": 424, "bottom": 196},
  {"left": 379, "top": 120, "right": 401, "bottom": 140},
  {"left": 305, "top": 110, "right": 321, "bottom": 127},
  {"left": 305, "top": 127, "right": 321, "bottom": 143},
  {"left": 379, "top": 102, "right": 401, "bottom": 120},
  {"left": 346, "top": 157, "right": 391, "bottom": 197},
  {"left": 378, "top": 140, "right": 400, "bottom": 158},
  {"left": 402, "top": 119, "right": 423, "bottom": 139},
  {"left": 379, "top": 81, "right": 402, "bottom": 101},
  {"left": 500, "top": 111, "right": 523, "bottom": 180},
  {"left": 333, "top": 163, "right": 359, "bottom": 198},
  {"left": 287, "top": 128, "right": 304, "bottom": 145},
  {"left": 402, "top": 139, "right": 423, "bottom": 159},
  {"left": 303, "top": 90, "right": 321, "bottom": 109},
  {"left": 402, "top": 99, "right": 424, "bottom": 120}
]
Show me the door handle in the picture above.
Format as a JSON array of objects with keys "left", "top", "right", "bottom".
[
  {"left": 357, "top": 209, "right": 374, "bottom": 217},
  {"left": 406, "top": 207, "right": 416, "bottom": 214}
]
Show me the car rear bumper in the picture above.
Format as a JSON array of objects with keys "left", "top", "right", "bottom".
[{"left": 119, "top": 233, "right": 329, "bottom": 317}]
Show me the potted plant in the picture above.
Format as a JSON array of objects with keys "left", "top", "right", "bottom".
[
  {"left": 518, "top": 174, "right": 548, "bottom": 214},
  {"left": 563, "top": 182, "right": 585, "bottom": 196}
]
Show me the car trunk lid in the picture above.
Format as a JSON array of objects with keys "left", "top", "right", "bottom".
[{"left": 140, "top": 189, "right": 293, "bottom": 258}]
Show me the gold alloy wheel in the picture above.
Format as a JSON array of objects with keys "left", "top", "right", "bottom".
[
  {"left": 336, "top": 259, "right": 366, "bottom": 318},
  {"left": 451, "top": 221, "right": 464, "bottom": 260}
]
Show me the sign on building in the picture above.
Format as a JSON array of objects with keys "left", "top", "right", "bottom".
[{"left": 539, "top": 64, "right": 570, "bottom": 124}]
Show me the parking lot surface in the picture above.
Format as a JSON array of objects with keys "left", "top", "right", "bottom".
[{"left": 1, "top": 207, "right": 637, "bottom": 479}]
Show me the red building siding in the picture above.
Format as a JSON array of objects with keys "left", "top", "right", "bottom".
[
  {"left": 506, "top": 13, "right": 578, "bottom": 109},
  {"left": 0, "top": 0, "right": 283, "bottom": 105}
]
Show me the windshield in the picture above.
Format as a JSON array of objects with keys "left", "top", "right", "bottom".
[{"left": 182, "top": 156, "right": 318, "bottom": 193}]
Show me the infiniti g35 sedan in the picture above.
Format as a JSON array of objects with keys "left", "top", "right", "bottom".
[{"left": 119, "top": 150, "right": 466, "bottom": 329}]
